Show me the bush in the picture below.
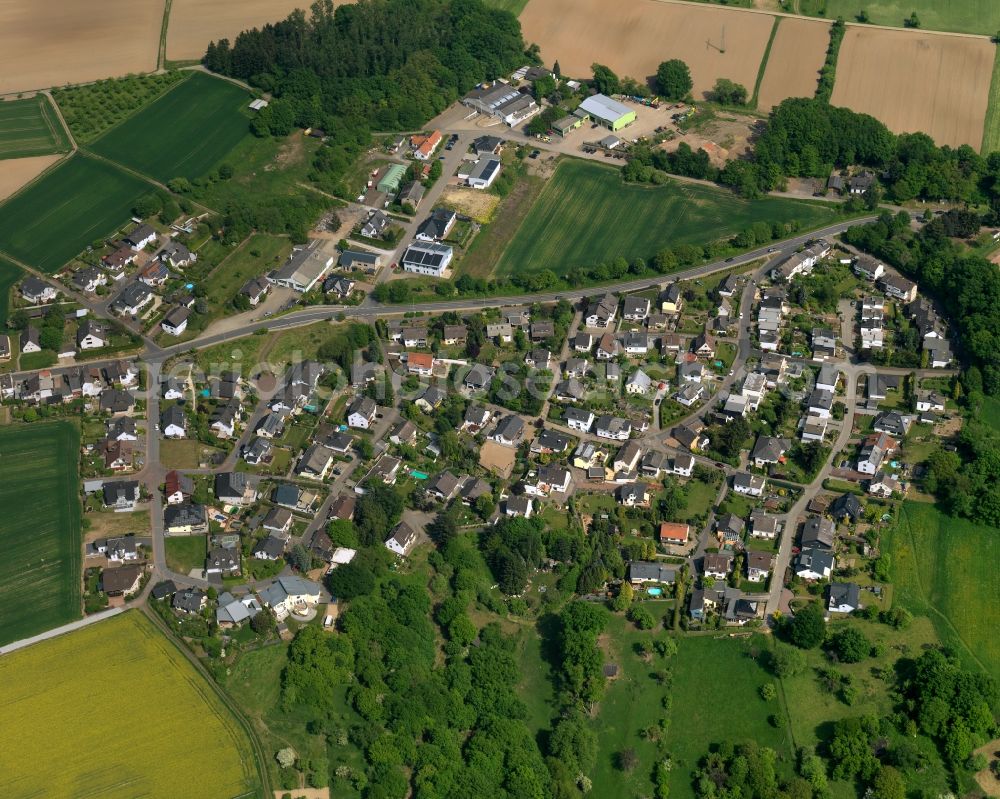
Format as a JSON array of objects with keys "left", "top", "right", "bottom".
[{"left": 627, "top": 605, "right": 656, "bottom": 630}]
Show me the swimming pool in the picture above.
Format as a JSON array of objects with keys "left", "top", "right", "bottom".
[
  {"left": 647, "top": 587, "right": 663, "bottom": 596},
  {"left": 411, "top": 470, "right": 429, "bottom": 480}
]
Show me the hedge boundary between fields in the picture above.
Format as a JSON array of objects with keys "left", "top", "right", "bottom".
[{"left": 815, "top": 17, "right": 847, "bottom": 101}]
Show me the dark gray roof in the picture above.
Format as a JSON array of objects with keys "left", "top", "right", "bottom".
[
  {"left": 829, "top": 581, "right": 861, "bottom": 609},
  {"left": 628, "top": 561, "right": 676, "bottom": 583}
]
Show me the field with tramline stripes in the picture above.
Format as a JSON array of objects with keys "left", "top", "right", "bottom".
[
  {"left": 493, "top": 159, "right": 839, "bottom": 277},
  {"left": 0, "top": 96, "right": 70, "bottom": 160},
  {"left": 0, "top": 611, "right": 262, "bottom": 798},
  {"left": 0, "top": 423, "right": 81, "bottom": 646}
]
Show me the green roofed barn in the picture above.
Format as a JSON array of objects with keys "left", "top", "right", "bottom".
[
  {"left": 377, "top": 163, "right": 407, "bottom": 194},
  {"left": 578, "top": 94, "right": 636, "bottom": 132}
]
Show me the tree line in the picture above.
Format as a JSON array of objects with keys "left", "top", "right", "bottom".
[{"left": 203, "top": 0, "right": 527, "bottom": 197}]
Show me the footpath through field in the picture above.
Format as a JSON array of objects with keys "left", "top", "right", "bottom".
[{"left": 0, "top": 607, "right": 123, "bottom": 656}]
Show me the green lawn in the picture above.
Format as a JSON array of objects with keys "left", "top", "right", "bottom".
[
  {"left": 0, "top": 257, "right": 25, "bottom": 330},
  {"left": 887, "top": 501, "right": 1000, "bottom": 680},
  {"left": 164, "top": 535, "right": 207, "bottom": 575},
  {"left": 0, "top": 95, "right": 71, "bottom": 160},
  {"left": 980, "top": 394, "right": 1000, "bottom": 433},
  {"left": 493, "top": 160, "right": 839, "bottom": 277},
  {"left": 0, "top": 422, "right": 82, "bottom": 646},
  {"left": 800, "top": 0, "right": 1000, "bottom": 34},
  {"left": 664, "top": 635, "right": 794, "bottom": 799},
  {"left": 0, "top": 153, "right": 152, "bottom": 273},
  {"left": 680, "top": 479, "right": 719, "bottom": 522},
  {"left": 89, "top": 72, "right": 251, "bottom": 183}
]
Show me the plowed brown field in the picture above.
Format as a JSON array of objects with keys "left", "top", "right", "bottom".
[
  {"left": 830, "top": 26, "right": 993, "bottom": 148},
  {"left": 0, "top": 0, "right": 162, "bottom": 95},
  {"left": 0, "top": 154, "right": 63, "bottom": 202},
  {"left": 756, "top": 17, "right": 830, "bottom": 110},
  {"left": 167, "top": 0, "right": 328, "bottom": 61},
  {"left": 520, "top": 0, "right": 774, "bottom": 98}
]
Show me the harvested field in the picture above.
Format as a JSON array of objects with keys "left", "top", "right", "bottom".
[
  {"left": 0, "top": 611, "right": 262, "bottom": 798},
  {"left": 0, "top": 153, "right": 151, "bottom": 273},
  {"left": 90, "top": 72, "right": 251, "bottom": 183},
  {"left": 0, "top": 155, "right": 63, "bottom": 203},
  {"left": 439, "top": 186, "right": 503, "bottom": 223},
  {"left": 166, "top": 0, "right": 317, "bottom": 61},
  {"left": 519, "top": 0, "right": 774, "bottom": 97},
  {"left": 830, "top": 27, "right": 993, "bottom": 149},
  {"left": 0, "top": 423, "right": 81, "bottom": 646},
  {"left": 0, "top": 96, "right": 70, "bottom": 160},
  {"left": 0, "top": 0, "right": 161, "bottom": 95},
  {"left": 756, "top": 17, "right": 830, "bottom": 110}
]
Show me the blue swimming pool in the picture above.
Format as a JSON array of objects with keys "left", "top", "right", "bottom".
[
  {"left": 411, "top": 470, "right": 429, "bottom": 480},
  {"left": 647, "top": 587, "right": 663, "bottom": 596}
]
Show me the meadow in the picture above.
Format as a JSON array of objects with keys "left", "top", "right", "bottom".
[
  {"left": 0, "top": 153, "right": 151, "bottom": 273},
  {"left": 983, "top": 48, "right": 1000, "bottom": 154},
  {"left": 0, "top": 611, "right": 262, "bottom": 798},
  {"left": 800, "top": 0, "right": 1000, "bottom": 35},
  {"left": 204, "top": 233, "right": 291, "bottom": 308},
  {"left": 89, "top": 72, "right": 252, "bottom": 183},
  {"left": 0, "top": 257, "right": 25, "bottom": 329},
  {"left": 888, "top": 500, "right": 1000, "bottom": 680},
  {"left": 0, "top": 95, "right": 71, "bottom": 160},
  {"left": 493, "top": 160, "right": 839, "bottom": 277},
  {"left": 0, "top": 423, "right": 81, "bottom": 646}
]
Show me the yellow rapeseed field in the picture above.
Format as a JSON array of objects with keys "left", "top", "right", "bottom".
[{"left": 0, "top": 611, "right": 260, "bottom": 798}]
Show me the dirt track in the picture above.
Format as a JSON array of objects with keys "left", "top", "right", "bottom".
[
  {"left": 0, "top": 154, "right": 63, "bottom": 202},
  {"left": 830, "top": 26, "right": 993, "bottom": 148},
  {"left": 756, "top": 17, "right": 830, "bottom": 110},
  {"left": 520, "top": 0, "right": 774, "bottom": 97},
  {"left": 166, "top": 0, "right": 325, "bottom": 61},
  {"left": 0, "top": 0, "right": 162, "bottom": 94}
]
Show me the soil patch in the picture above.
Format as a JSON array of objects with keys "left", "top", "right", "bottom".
[
  {"left": 0, "top": 154, "right": 63, "bottom": 202},
  {"left": 520, "top": 0, "right": 775, "bottom": 98},
  {"left": 0, "top": 0, "right": 161, "bottom": 94},
  {"left": 830, "top": 26, "right": 993, "bottom": 148},
  {"left": 756, "top": 17, "right": 830, "bottom": 110}
]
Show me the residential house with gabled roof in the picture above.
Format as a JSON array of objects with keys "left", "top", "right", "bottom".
[
  {"left": 385, "top": 521, "right": 420, "bottom": 556},
  {"left": 161, "top": 405, "right": 187, "bottom": 438},
  {"left": 733, "top": 472, "right": 765, "bottom": 497},
  {"left": 585, "top": 293, "right": 617, "bottom": 328},
  {"left": 828, "top": 582, "right": 861, "bottom": 613},
  {"left": 795, "top": 547, "right": 834, "bottom": 580},
  {"left": 801, "top": 516, "right": 835, "bottom": 549}
]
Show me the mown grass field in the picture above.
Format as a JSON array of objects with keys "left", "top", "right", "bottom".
[
  {"left": 0, "top": 611, "right": 262, "bottom": 798},
  {"left": 165, "top": 534, "right": 207, "bottom": 575},
  {"left": 0, "top": 95, "right": 70, "bottom": 160},
  {"left": 205, "top": 233, "right": 291, "bottom": 308},
  {"left": 664, "top": 634, "right": 794, "bottom": 799},
  {"left": 0, "top": 257, "right": 25, "bottom": 330},
  {"left": 493, "top": 160, "right": 839, "bottom": 277},
  {"left": 981, "top": 394, "right": 1000, "bottom": 432},
  {"left": 0, "top": 153, "right": 151, "bottom": 272},
  {"left": 800, "top": 0, "right": 1000, "bottom": 35},
  {"left": 89, "top": 72, "right": 251, "bottom": 183},
  {"left": 888, "top": 500, "right": 1000, "bottom": 680},
  {"left": 0, "top": 422, "right": 81, "bottom": 646}
]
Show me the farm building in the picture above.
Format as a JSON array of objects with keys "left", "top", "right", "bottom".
[
  {"left": 577, "top": 94, "right": 636, "bottom": 131},
  {"left": 462, "top": 83, "right": 539, "bottom": 126},
  {"left": 458, "top": 156, "right": 502, "bottom": 189},
  {"left": 377, "top": 163, "right": 407, "bottom": 194},
  {"left": 553, "top": 115, "right": 584, "bottom": 136},
  {"left": 268, "top": 246, "right": 333, "bottom": 292},
  {"left": 402, "top": 242, "right": 453, "bottom": 277}
]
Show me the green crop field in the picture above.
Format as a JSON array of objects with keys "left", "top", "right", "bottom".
[
  {"left": 888, "top": 501, "right": 1000, "bottom": 680},
  {"left": 89, "top": 72, "right": 251, "bottom": 183},
  {"left": 0, "top": 153, "right": 150, "bottom": 273},
  {"left": 800, "top": 0, "right": 1000, "bottom": 35},
  {"left": 0, "top": 611, "right": 262, "bottom": 798},
  {"left": 482, "top": 0, "right": 531, "bottom": 14},
  {"left": 0, "top": 95, "right": 70, "bottom": 160},
  {"left": 492, "top": 160, "right": 839, "bottom": 277},
  {"left": 0, "top": 257, "right": 25, "bottom": 330},
  {"left": 0, "top": 423, "right": 81, "bottom": 646}
]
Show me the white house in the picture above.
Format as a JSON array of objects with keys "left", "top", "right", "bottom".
[
  {"left": 460, "top": 156, "right": 502, "bottom": 189},
  {"left": 402, "top": 242, "right": 453, "bottom": 277},
  {"left": 564, "top": 407, "right": 595, "bottom": 433},
  {"left": 76, "top": 321, "right": 107, "bottom": 351},
  {"left": 733, "top": 472, "right": 765, "bottom": 497},
  {"left": 595, "top": 415, "right": 631, "bottom": 440},
  {"left": 160, "top": 306, "right": 190, "bottom": 337},
  {"left": 347, "top": 396, "right": 377, "bottom": 429},
  {"left": 385, "top": 521, "right": 419, "bottom": 556}
]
